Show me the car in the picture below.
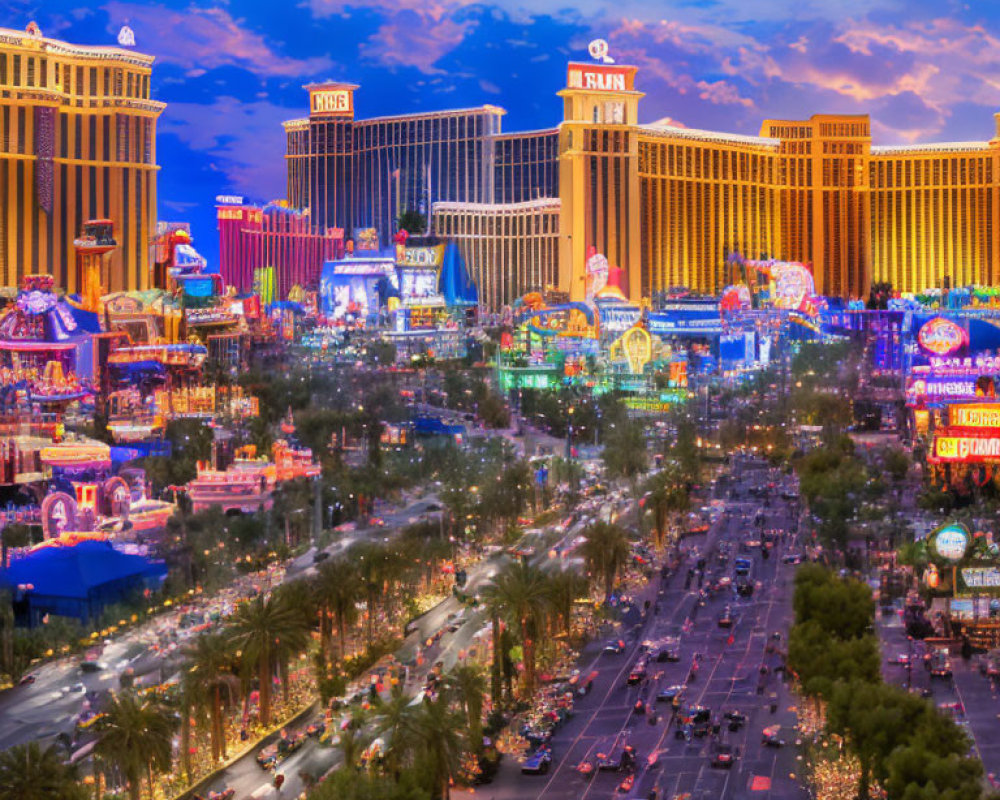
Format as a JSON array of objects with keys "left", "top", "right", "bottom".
[
  {"left": 313, "top": 550, "right": 330, "bottom": 563},
  {"left": 889, "top": 654, "right": 911, "bottom": 666},
  {"left": 782, "top": 553, "right": 803, "bottom": 564},
  {"left": 762, "top": 725, "right": 785, "bottom": 747},
  {"left": 656, "top": 685, "right": 685, "bottom": 703},
  {"left": 70, "top": 682, "right": 86, "bottom": 693},
  {"left": 18, "top": 674, "right": 35, "bottom": 686},
  {"left": 711, "top": 743, "right": 735, "bottom": 768},
  {"left": 627, "top": 662, "right": 647, "bottom": 685},
  {"left": 257, "top": 731, "right": 306, "bottom": 769},
  {"left": 603, "top": 639, "right": 626, "bottom": 655},
  {"left": 521, "top": 748, "right": 552, "bottom": 775},
  {"left": 618, "top": 774, "right": 635, "bottom": 792},
  {"left": 724, "top": 710, "right": 747, "bottom": 730},
  {"left": 79, "top": 661, "right": 103, "bottom": 673},
  {"left": 598, "top": 744, "right": 636, "bottom": 772},
  {"left": 717, "top": 608, "right": 733, "bottom": 628},
  {"left": 655, "top": 646, "right": 681, "bottom": 662}
]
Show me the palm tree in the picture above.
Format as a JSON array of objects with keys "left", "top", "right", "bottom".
[
  {"left": 414, "top": 695, "right": 466, "bottom": 800},
  {"left": 354, "top": 542, "right": 394, "bottom": 646},
  {"left": 94, "top": 690, "right": 177, "bottom": 800},
  {"left": 482, "top": 560, "right": 550, "bottom": 697},
  {"left": 228, "top": 591, "right": 309, "bottom": 727},
  {"left": 316, "top": 559, "right": 362, "bottom": 660},
  {"left": 183, "top": 631, "right": 240, "bottom": 764},
  {"left": 0, "top": 522, "right": 31, "bottom": 568},
  {"left": 545, "top": 567, "right": 589, "bottom": 636},
  {"left": 373, "top": 683, "right": 419, "bottom": 777},
  {"left": 644, "top": 470, "right": 690, "bottom": 549},
  {"left": 0, "top": 741, "right": 87, "bottom": 800},
  {"left": 580, "top": 521, "right": 631, "bottom": 603},
  {"left": 336, "top": 714, "right": 369, "bottom": 771},
  {"left": 444, "top": 664, "right": 487, "bottom": 750},
  {"left": 270, "top": 583, "right": 315, "bottom": 705}
]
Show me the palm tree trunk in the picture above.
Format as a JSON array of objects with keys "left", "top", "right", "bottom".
[
  {"left": 181, "top": 704, "right": 192, "bottom": 782},
  {"left": 259, "top": 645, "right": 271, "bottom": 727},
  {"left": 213, "top": 684, "right": 225, "bottom": 760},
  {"left": 280, "top": 659, "right": 290, "bottom": 704},
  {"left": 521, "top": 617, "right": 536, "bottom": 696},
  {"left": 147, "top": 763, "right": 155, "bottom": 800},
  {"left": 490, "top": 613, "right": 502, "bottom": 703}
]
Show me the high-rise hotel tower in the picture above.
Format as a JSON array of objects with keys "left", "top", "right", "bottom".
[{"left": 0, "top": 22, "right": 163, "bottom": 293}]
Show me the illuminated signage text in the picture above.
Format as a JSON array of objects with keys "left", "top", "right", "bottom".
[{"left": 310, "top": 89, "right": 352, "bottom": 116}]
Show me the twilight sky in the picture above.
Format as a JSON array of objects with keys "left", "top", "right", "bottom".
[{"left": 7, "top": 0, "right": 1000, "bottom": 266}]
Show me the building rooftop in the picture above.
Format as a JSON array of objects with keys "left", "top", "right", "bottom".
[
  {"left": 639, "top": 123, "right": 780, "bottom": 150},
  {"left": 357, "top": 105, "right": 507, "bottom": 124},
  {"left": 871, "top": 141, "right": 992, "bottom": 155},
  {"left": 433, "top": 198, "right": 560, "bottom": 213},
  {"left": 0, "top": 24, "right": 155, "bottom": 67}
]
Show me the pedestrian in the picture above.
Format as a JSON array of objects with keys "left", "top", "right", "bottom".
[{"left": 274, "top": 773, "right": 285, "bottom": 791}]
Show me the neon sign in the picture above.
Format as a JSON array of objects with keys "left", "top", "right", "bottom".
[
  {"left": 567, "top": 64, "right": 633, "bottom": 92},
  {"left": 918, "top": 317, "right": 967, "bottom": 355},
  {"left": 310, "top": 89, "right": 352, "bottom": 116},
  {"left": 933, "top": 524, "right": 969, "bottom": 561},
  {"left": 950, "top": 404, "right": 1000, "bottom": 429},
  {"left": 934, "top": 435, "right": 1000, "bottom": 462}
]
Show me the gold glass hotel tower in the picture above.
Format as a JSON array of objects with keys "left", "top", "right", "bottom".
[
  {"left": 0, "top": 23, "right": 163, "bottom": 292},
  {"left": 560, "top": 61, "right": 1000, "bottom": 300}
]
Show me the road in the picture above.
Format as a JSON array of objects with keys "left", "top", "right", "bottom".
[
  {"left": 191, "top": 482, "right": 633, "bottom": 800},
  {"left": 458, "top": 455, "right": 810, "bottom": 800},
  {"left": 877, "top": 603, "right": 996, "bottom": 786},
  {"left": 0, "top": 491, "right": 447, "bottom": 760}
]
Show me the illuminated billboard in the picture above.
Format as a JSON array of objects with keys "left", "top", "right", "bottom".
[
  {"left": 933, "top": 434, "right": 1000, "bottom": 462},
  {"left": 950, "top": 403, "right": 1000, "bottom": 429}
]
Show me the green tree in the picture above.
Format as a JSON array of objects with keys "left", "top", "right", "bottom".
[
  {"left": 308, "top": 766, "right": 430, "bottom": 800},
  {"left": 643, "top": 470, "right": 690, "bottom": 548},
  {"left": 397, "top": 209, "right": 427, "bottom": 235},
  {"left": 793, "top": 564, "right": 875, "bottom": 640},
  {"left": 580, "top": 521, "right": 631, "bottom": 603},
  {"left": 444, "top": 663, "right": 487, "bottom": 750},
  {"left": 228, "top": 591, "right": 309, "bottom": 727},
  {"left": 545, "top": 567, "right": 589, "bottom": 635},
  {"left": 0, "top": 742, "right": 88, "bottom": 800},
  {"left": 94, "top": 690, "right": 177, "bottom": 800},
  {"left": 413, "top": 694, "right": 466, "bottom": 800},
  {"left": 1, "top": 523, "right": 31, "bottom": 568},
  {"left": 482, "top": 560, "right": 551, "bottom": 697},
  {"left": 183, "top": 631, "right": 240, "bottom": 764},
  {"left": 602, "top": 420, "right": 649, "bottom": 493},
  {"left": 315, "top": 559, "right": 362, "bottom": 661}
]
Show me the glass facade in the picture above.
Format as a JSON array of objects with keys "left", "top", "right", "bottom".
[{"left": 0, "top": 24, "right": 163, "bottom": 291}]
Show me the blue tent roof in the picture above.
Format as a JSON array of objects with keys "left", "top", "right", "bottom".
[
  {"left": 439, "top": 242, "right": 478, "bottom": 307},
  {"left": 0, "top": 541, "right": 166, "bottom": 600}
]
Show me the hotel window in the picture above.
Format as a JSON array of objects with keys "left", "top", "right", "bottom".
[
  {"left": 89, "top": 67, "right": 97, "bottom": 95},
  {"left": 39, "top": 58, "right": 47, "bottom": 88},
  {"left": 0, "top": 55, "right": 5, "bottom": 85},
  {"left": 26, "top": 57, "right": 35, "bottom": 86},
  {"left": 12, "top": 55, "right": 20, "bottom": 86}
]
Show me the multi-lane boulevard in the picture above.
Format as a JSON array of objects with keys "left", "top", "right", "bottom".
[{"left": 464, "top": 456, "right": 809, "bottom": 800}]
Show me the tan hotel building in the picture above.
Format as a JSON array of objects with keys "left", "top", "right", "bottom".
[
  {"left": 424, "top": 61, "right": 1000, "bottom": 305},
  {"left": 0, "top": 23, "right": 163, "bottom": 293}
]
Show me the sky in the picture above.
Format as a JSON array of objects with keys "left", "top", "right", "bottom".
[{"left": 8, "top": 0, "right": 1000, "bottom": 267}]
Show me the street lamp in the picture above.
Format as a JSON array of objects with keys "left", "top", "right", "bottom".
[{"left": 566, "top": 407, "right": 575, "bottom": 459}]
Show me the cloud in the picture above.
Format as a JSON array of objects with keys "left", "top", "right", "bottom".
[
  {"left": 159, "top": 96, "right": 292, "bottom": 198},
  {"left": 102, "top": 1, "right": 334, "bottom": 77},
  {"left": 358, "top": 9, "right": 473, "bottom": 73}
]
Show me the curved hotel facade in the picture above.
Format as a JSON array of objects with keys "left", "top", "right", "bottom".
[
  {"left": 0, "top": 24, "right": 163, "bottom": 293},
  {"left": 272, "top": 59, "right": 1000, "bottom": 307}
]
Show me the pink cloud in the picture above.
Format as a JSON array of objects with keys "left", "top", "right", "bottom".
[
  {"left": 102, "top": 1, "right": 333, "bottom": 77},
  {"left": 359, "top": 10, "right": 473, "bottom": 73}
]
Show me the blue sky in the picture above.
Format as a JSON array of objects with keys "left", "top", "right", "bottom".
[{"left": 8, "top": 0, "right": 1000, "bottom": 267}]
